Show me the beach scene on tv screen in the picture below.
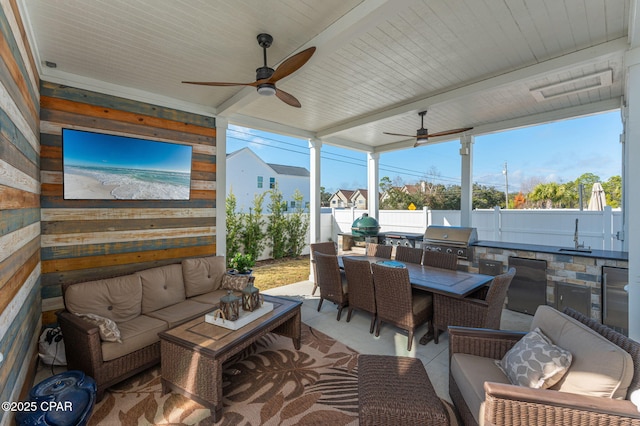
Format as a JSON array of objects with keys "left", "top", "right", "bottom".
[{"left": 63, "top": 129, "right": 193, "bottom": 200}]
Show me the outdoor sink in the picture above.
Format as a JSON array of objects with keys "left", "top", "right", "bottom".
[{"left": 558, "top": 248, "right": 592, "bottom": 254}]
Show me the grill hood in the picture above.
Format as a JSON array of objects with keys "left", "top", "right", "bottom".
[{"left": 423, "top": 226, "right": 478, "bottom": 247}]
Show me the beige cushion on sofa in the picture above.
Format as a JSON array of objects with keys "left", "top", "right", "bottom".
[
  {"left": 65, "top": 274, "right": 142, "bottom": 323},
  {"left": 101, "top": 315, "right": 168, "bottom": 362},
  {"left": 451, "top": 353, "right": 511, "bottom": 425},
  {"left": 531, "top": 305, "right": 634, "bottom": 399},
  {"left": 182, "top": 256, "right": 227, "bottom": 297},
  {"left": 145, "top": 300, "right": 213, "bottom": 328},
  {"left": 137, "top": 264, "right": 186, "bottom": 314},
  {"left": 189, "top": 289, "right": 233, "bottom": 305}
]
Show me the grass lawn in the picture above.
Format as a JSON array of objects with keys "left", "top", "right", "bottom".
[{"left": 252, "top": 255, "right": 310, "bottom": 291}]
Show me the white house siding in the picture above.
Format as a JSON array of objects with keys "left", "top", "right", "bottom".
[{"left": 227, "top": 148, "right": 310, "bottom": 212}]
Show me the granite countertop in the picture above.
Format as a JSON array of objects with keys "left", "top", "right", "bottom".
[{"left": 473, "top": 240, "right": 628, "bottom": 261}]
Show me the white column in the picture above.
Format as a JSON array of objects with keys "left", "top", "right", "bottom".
[
  {"left": 625, "top": 45, "right": 640, "bottom": 340},
  {"left": 215, "top": 117, "right": 228, "bottom": 259},
  {"left": 367, "top": 152, "right": 380, "bottom": 219},
  {"left": 460, "top": 135, "right": 474, "bottom": 227},
  {"left": 309, "top": 138, "right": 322, "bottom": 243}
]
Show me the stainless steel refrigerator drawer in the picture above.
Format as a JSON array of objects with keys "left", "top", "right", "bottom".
[{"left": 602, "top": 266, "right": 628, "bottom": 334}]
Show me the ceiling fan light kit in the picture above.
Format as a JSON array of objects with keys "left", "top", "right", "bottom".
[
  {"left": 257, "top": 85, "right": 276, "bottom": 96},
  {"left": 182, "top": 33, "right": 315, "bottom": 107}
]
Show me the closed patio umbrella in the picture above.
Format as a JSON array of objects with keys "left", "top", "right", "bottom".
[{"left": 587, "top": 182, "right": 606, "bottom": 211}]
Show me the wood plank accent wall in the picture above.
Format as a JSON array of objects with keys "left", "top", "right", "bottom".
[
  {"left": 0, "top": 0, "right": 41, "bottom": 421},
  {"left": 39, "top": 82, "right": 217, "bottom": 313}
]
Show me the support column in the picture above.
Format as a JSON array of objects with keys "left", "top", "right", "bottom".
[
  {"left": 309, "top": 138, "right": 322, "bottom": 243},
  {"left": 215, "top": 117, "right": 228, "bottom": 259},
  {"left": 625, "top": 45, "right": 640, "bottom": 340},
  {"left": 460, "top": 135, "right": 474, "bottom": 227},
  {"left": 367, "top": 152, "right": 380, "bottom": 220}
]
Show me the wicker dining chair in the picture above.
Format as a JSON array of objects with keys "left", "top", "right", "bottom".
[
  {"left": 422, "top": 250, "right": 458, "bottom": 270},
  {"left": 310, "top": 242, "right": 337, "bottom": 295},
  {"left": 343, "top": 256, "right": 376, "bottom": 333},
  {"left": 313, "top": 251, "right": 349, "bottom": 321},
  {"left": 366, "top": 243, "right": 392, "bottom": 259},
  {"left": 371, "top": 263, "right": 432, "bottom": 351},
  {"left": 394, "top": 246, "right": 423, "bottom": 264},
  {"left": 432, "top": 267, "right": 516, "bottom": 343}
]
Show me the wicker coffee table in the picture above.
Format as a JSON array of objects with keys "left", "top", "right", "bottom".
[{"left": 159, "top": 294, "right": 301, "bottom": 421}]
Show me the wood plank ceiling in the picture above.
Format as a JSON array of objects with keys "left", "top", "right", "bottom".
[{"left": 19, "top": 0, "right": 631, "bottom": 151}]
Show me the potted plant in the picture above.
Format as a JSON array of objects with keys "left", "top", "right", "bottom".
[{"left": 228, "top": 253, "right": 255, "bottom": 275}]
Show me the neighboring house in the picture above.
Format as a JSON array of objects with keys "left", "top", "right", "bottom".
[
  {"left": 380, "top": 186, "right": 402, "bottom": 203},
  {"left": 329, "top": 189, "right": 354, "bottom": 208},
  {"left": 329, "top": 188, "right": 374, "bottom": 209},
  {"left": 227, "top": 147, "right": 310, "bottom": 212},
  {"left": 401, "top": 182, "right": 427, "bottom": 195},
  {"left": 351, "top": 189, "right": 368, "bottom": 209}
]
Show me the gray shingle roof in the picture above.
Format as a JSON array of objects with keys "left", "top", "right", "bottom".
[{"left": 267, "top": 163, "right": 310, "bottom": 177}]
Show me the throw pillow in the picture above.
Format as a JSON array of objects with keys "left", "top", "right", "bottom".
[
  {"left": 75, "top": 313, "right": 123, "bottom": 343},
  {"left": 496, "top": 327, "right": 572, "bottom": 389},
  {"left": 221, "top": 274, "right": 252, "bottom": 291}
]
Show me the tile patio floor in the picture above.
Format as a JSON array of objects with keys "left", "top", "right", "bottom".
[{"left": 263, "top": 279, "right": 533, "bottom": 403}]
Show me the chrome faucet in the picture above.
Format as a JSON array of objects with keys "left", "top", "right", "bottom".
[{"left": 573, "top": 218, "right": 589, "bottom": 250}]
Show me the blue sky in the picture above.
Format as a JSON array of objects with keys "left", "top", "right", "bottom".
[
  {"left": 226, "top": 110, "right": 623, "bottom": 194},
  {"left": 63, "top": 129, "right": 193, "bottom": 173}
]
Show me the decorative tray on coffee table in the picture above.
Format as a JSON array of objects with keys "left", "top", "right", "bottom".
[{"left": 205, "top": 302, "right": 274, "bottom": 330}]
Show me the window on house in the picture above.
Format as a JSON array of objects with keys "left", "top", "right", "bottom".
[
  {"left": 257, "top": 176, "right": 263, "bottom": 188},
  {"left": 290, "top": 201, "right": 296, "bottom": 208},
  {"left": 269, "top": 177, "right": 276, "bottom": 189}
]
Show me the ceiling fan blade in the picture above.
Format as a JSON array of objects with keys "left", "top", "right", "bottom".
[
  {"left": 427, "top": 127, "right": 474, "bottom": 138},
  {"left": 275, "top": 88, "right": 301, "bottom": 108},
  {"left": 383, "top": 131, "right": 417, "bottom": 138},
  {"left": 268, "top": 47, "right": 316, "bottom": 83},
  {"left": 182, "top": 81, "right": 259, "bottom": 87}
]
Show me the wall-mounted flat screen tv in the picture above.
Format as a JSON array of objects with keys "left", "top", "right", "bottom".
[{"left": 62, "top": 129, "right": 193, "bottom": 200}]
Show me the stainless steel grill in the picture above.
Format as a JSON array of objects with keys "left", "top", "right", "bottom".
[
  {"left": 422, "top": 226, "right": 478, "bottom": 260},
  {"left": 381, "top": 232, "right": 424, "bottom": 248}
]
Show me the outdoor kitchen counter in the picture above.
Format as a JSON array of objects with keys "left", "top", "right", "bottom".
[{"left": 472, "top": 240, "right": 628, "bottom": 261}]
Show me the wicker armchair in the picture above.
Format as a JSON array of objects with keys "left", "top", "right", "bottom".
[
  {"left": 448, "top": 307, "right": 640, "bottom": 426},
  {"left": 310, "top": 242, "right": 337, "bottom": 295},
  {"left": 371, "top": 263, "right": 432, "bottom": 351},
  {"left": 366, "top": 243, "right": 392, "bottom": 259},
  {"left": 343, "top": 257, "right": 376, "bottom": 333},
  {"left": 394, "top": 246, "right": 423, "bottom": 264},
  {"left": 433, "top": 267, "right": 515, "bottom": 344},
  {"left": 313, "top": 251, "right": 349, "bottom": 321},
  {"left": 423, "top": 250, "right": 458, "bottom": 270}
]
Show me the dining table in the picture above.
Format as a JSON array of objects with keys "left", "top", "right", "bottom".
[
  {"left": 337, "top": 255, "right": 495, "bottom": 344},
  {"left": 337, "top": 255, "right": 494, "bottom": 298}
]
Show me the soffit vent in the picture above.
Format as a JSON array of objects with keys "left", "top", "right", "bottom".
[{"left": 530, "top": 69, "right": 613, "bottom": 102}]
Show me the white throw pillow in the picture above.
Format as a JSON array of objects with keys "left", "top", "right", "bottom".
[
  {"left": 496, "top": 327, "right": 572, "bottom": 389},
  {"left": 75, "top": 312, "right": 122, "bottom": 343}
]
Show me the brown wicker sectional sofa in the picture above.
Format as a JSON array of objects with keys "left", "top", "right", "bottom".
[
  {"left": 449, "top": 305, "right": 640, "bottom": 425},
  {"left": 57, "top": 256, "right": 247, "bottom": 401}
]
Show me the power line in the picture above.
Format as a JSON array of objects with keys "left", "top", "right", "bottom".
[{"left": 227, "top": 127, "right": 497, "bottom": 187}]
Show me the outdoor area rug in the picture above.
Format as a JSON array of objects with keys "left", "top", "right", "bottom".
[{"left": 87, "top": 325, "right": 360, "bottom": 425}]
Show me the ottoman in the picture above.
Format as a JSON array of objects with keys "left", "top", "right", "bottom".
[{"left": 358, "top": 354, "right": 449, "bottom": 425}]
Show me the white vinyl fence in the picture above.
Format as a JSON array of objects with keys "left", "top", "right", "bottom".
[{"left": 324, "top": 206, "right": 623, "bottom": 252}]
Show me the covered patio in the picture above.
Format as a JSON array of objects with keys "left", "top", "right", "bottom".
[
  {"left": 19, "top": 0, "right": 639, "bottom": 336},
  {"left": 3, "top": 0, "right": 640, "bottom": 424}
]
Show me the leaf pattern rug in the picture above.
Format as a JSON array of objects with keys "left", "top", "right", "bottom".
[{"left": 88, "top": 325, "right": 360, "bottom": 425}]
